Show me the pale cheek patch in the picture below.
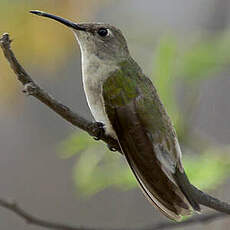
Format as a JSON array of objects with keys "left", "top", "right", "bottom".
[{"left": 107, "top": 29, "right": 113, "bottom": 37}]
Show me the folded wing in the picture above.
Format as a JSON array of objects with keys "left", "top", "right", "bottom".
[{"left": 102, "top": 64, "right": 200, "bottom": 220}]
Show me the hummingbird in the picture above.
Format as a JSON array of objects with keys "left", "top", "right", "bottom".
[{"left": 30, "top": 10, "right": 200, "bottom": 221}]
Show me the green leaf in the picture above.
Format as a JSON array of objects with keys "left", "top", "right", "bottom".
[
  {"left": 59, "top": 131, "right": 96, "bottom": 159},
  {"left": 152, "top": 36, "right": 184, "bottom": 135},
  {"left": 177, "top": 35, "right": 230, "bottom": 82},
  {"left": 72, "top": 145, "right": 137, "bottom": 196},
  {"left": 183, "top": 148, "right": 230, "bottom": 190},
  {"left": 153, "top": 36, "right": 178, "bottom": 116},
  {"left": 60, "top": 128, "right": 230, "bottom": 197}
]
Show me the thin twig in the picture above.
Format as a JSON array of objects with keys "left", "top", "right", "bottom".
[
  {"left": 149, "top": 212, "right": 227, "bottom": 230},
  {"left": 0, "top": 198, "right": 97, "bottom": 230},
  {"left": 0, "top": 33, "right": 120, "bottom": 152},
  {"left": 1, "top": 33, "right": 230, "bottom": 228},
  {"left": 191, "top": 184, "right": 230, "bottom": 214},
  {"left": 0, "top": 198, "right": 228, "bottom": 230}
]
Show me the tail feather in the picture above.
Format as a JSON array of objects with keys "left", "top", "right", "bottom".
[
  {"left": 126, "top": 150, "right": 198, "bottom": 221},
  {"left": 135, "top": 170, "right": 185, "bottom": 221},
  {"left": 106, "top": 101, "right": 200, "bottom": 221}
]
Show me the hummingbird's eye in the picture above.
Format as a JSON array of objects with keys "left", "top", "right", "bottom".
[{"left": 97, "top": 28, "right": 108, "bottom": 37}]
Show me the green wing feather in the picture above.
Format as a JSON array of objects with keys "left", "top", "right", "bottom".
[{"left": 102, "top": 58, "right": 200, "bottom": 220}]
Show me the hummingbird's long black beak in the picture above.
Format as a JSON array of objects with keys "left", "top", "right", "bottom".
[{"left": 30, "top": 10, "right": 86, "bottom": 31}]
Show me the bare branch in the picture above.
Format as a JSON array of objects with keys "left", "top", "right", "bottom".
[
  {"left": 0, "top": 33, "right": 120, "bottom": 152},
  {"left": 191, "top": 184, "right": 230, "bottom": 214},
  {"left": 0, "top": 198, "right": 228, "bottom": 230},
  {"left": 174, "top": 168, "right": 230, "bottom": 214},
  {"left": 1, "top": 33, "right": 230, "bottom": 227},
  {"left": 150, "top": 212, "right": 227, "bottom": 230},
  {"left": 0, "top": 198, "right": 96, "bottom": 230}
]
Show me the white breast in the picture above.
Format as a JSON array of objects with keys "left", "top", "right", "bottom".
[{"left": 81, "top": 50, "right": 118, "bottom": 138}]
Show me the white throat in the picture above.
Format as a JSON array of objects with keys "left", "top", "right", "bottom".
[{"left": 74, "top": 33, "right": 118, "bottom": 138}]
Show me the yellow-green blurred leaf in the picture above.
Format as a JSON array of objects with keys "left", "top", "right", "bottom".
[{"left": 59, "top": 131, "right": 96, "bottom": 159}]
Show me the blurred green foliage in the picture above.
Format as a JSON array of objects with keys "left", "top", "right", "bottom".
[
  {"left": 60, "top": 131, "right": 230, "bottom": 196},
  {"left": 60, "top": 32, "right": 230, "bottom": 196}
]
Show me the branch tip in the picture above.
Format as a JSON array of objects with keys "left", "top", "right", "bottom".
[{"left": 0, "top": 33, "right": 11, "bottom": 46}]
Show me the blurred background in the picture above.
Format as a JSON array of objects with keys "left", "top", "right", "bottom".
[{"left": 1, "top": 0, "right": 230, "bottom": 229}]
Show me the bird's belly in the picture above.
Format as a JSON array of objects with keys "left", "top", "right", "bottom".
[
  {"left": 81, "top": 53, "right": 118, "bottom": 139},
  {"left": 84, "top": 83, "right": 117, "bottom": 139}
]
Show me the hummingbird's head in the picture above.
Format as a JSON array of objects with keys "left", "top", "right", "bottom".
[
  {"left": 73, "top": 23, "right": 130, "bottom": 61},
  {"left": 30, "top": 10, "right": 130, "bottom": 62}
]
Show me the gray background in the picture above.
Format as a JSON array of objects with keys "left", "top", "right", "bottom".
[{"left": 1, "top": 0, "right": 230, "bottom": 229}]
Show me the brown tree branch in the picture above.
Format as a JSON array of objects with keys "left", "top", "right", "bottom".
[
  {"left": 148, "top": 212, "right": 227, "bottom": 230},
  {"left": 0, "top": 198, "right": 96, "bottom": 230},
  {"left": 0, "top": 198, "right": 228, "bottom": 230},
  {"left": 0, "top": 33, "right": 120, "bottom": 152},
  {"left": 1, "top": 33, "right": 230, "bottom": 228}
]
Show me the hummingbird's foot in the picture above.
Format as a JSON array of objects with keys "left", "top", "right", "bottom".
[{"left": 90, "top": 122, "right": 105, "bottom": 140}]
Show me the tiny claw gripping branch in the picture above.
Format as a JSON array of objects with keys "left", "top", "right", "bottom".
[{"left": 88, "top": 122, "right": 106, "bottom": 140}]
